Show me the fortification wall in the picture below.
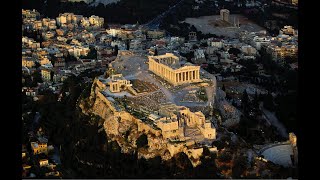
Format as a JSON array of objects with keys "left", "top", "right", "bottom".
[
  {"left": 167, "top": 142, "right": 186, "bottom": 157},
  {"left": 199, "top": 125, "right": 216, "bottom": 139},
  {"left": 184, "top": 147, "right": 203, "bottom": 160},
  {"left": 136, "top": 119, "right": 162, "bottom": 136},
  {"left": 87, "top": 78, "right": 213, "bottom": 167}
]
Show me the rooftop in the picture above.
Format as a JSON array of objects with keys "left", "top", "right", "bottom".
[{"left": 150, "top": 53, "right": 197, "bottom": 70}]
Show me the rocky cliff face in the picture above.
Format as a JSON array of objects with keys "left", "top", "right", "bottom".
[
  {"left": 215, "top": 89, "right": 241, "bottom": 127},
  {"left": 79, "top": 79, "right": 208, "bottom": 167}
]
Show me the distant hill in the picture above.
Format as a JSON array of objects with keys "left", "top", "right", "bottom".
[
  {"left": 22, "top": 0, "right": 181, "bottom": 24},
  {"left": 90, "top": 0, "right": 121, "bottom": 7}
]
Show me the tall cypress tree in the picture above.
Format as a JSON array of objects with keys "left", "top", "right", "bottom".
[
  {"left": 241, "top": 89, "right": 249, "bottom": 111},
  {"left": 154, "top": 48, "right": 158, "bottom": 56},
  {"left": 222, "top": 84, "right": 226, "bottom": 92}
]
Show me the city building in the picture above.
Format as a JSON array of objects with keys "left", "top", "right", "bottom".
[
  {"left": 107, "top": 28, "right": 135, "bottom": 39},
  {"left": 220, "top": 9, "right": 230, "bottom": 22},
  {"left": 56, "top": 13, "right": 83, "bottom": 26},
  {"left": 130, "top": 39, "right": 145, "bottom": 50},
  {"left": 150, "top": 103, "right": 216, "bottom": 140},
  {"left": 106, "top": 74, "right": 133, "bottom": 93},
  {"left": 22, "top": 37, "right": 41, "bottom": 49},
  {"left": 279, "top": 25, "right": 296, "bottom": 36},
  {"left": 22, "top": 57, "right": 36, "bottom": 68},
  {"left": 241, "top": 45, "right": 257, "bottom": 55},
  {"left": 193, "top": 49, "right": 206, "bottom": 64},
  {"left": 39, "top": 159, "right": 49, "bottom": 167},
  {"left": 147, "top": 30, "right": 165, "bottom": 39},
  {"left": 291, "top": 0, "right": 298, "bottom": 5},
  {"left": 189, "top": 32, "right": 197, "bottom": 42},
  {"left": 32, "top": 20, "right": 43, "bottom": 30},
  {"left": 42, "top": 18, "right": 57, "bottom": 30},
  {"left": 148, "top": 53, "right": 201, "bottom": 86},
  {"left": 68, "top": 46, "right": 90, "bottom": 58},
  {"left": 31, "top": 142, "right": 48, "bottom": 155},
  {"left": 22, "top": 9, "right": 40, "bottom": 20},
  {"left": 42, "top": 31, "right": 56, "bottom": 40},
  {"left": 41, "top": 68, "right": 52, "bottom": 82},
  {"left": 54, "top": 58, "right": 66, "bottom": 68},
  {"left": 67, "top": 0, "right": 94, "bottom": 3},
  {"left": 276, "top": 0, "right": 298, "bottom": 5},
  {"left": 267, "top": 26, "right": 298, "bottom": 61},
  {"left": 39, "top": 56, "right": 51, "bottom": 65},
  {"left": 89, "top": 15, "right": 104, "bottom": 28},
  {"left": 252, "top": 36, "right": 271, "bottom": 50},
  {"left": 23, "top": 87, "right": 38, "bottom": 97},
  {"left": 208, "top": 38, "right": 223, "bottom": 48}
]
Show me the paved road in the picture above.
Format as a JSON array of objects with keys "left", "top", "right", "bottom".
[
  {"left": 260, "top": 103, "right": 288, "bottom": 138},
  {"left": 31, "top": 112, "right": 41, "bottom": 131},
  {"left": 145, "top": 0, "right": 186, "bottom": 29}
]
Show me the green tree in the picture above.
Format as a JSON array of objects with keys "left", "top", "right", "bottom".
[
  {"left": 241, "top": 89, "right": 249, "bottom": 110},
  {"left": 228, "top": 47, "right": 241, "bottom": 56},
  {"left": 114, "top": 45, "right": 119, "bottom": 56},
  {"left": 136, "top": 134, "right": 148, "bottom": 148},
  {"left": 218, "top": 152, "right": 232, "bottom": 162},
  {"left": 232, "top": 156, "right": 248, "bottom": 178},
  {"left": 32, "top": 70, "right": 43, "bottom": 85},
  {"left": 126, "top": 39, "right": 130, "bottom": 50},
  {"left": 154, "top": 48, "right": 158, "bottom": 56},
  {"left": 50, "top": 71, "right": 54, "bottom": 82},
  {"left": 80, "top": 47, "right": 97, "bottom": 59},
  {"left": 192, "top": 44, "right": 198, "bottom": 50},
  {"left": 190, "top": 25, "right": 197, "bottom": 32},
  {"left": 35, "top": 61, "right": 41, "bottom": 69},
  {"left": 253, "top": 91, "right": 259, "bottom": 107},
  {"left": 200, "top": 42, "right": 208, "bottom": 47},
  {"left": 65, "top": 53, "right": 77, "bottom": 62},
  {"left": 263, "top": 92, "right": 274, "bottom": 111},
  {"left": 175, "top": 152, "right": 193, "bottom": 172}
]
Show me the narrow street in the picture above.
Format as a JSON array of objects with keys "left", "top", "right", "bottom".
[{"left": 260, "top": 103, "right": 288, "bottom": 138}]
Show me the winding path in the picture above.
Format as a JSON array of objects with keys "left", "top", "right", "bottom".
[
  {"left": 260, "top": 103, "right": 288, "bottom": 138},
  {"left": 145, "top": 0, "right": 186, "bottom": 29}
]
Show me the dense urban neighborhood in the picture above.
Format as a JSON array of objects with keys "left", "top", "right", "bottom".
[{"left": 22, "top": 0, "right": 298, "bottom": 178}]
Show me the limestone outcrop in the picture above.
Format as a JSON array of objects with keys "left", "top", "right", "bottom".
[{"left": 78, "top": 78, "right": 217, "bottom": 167}]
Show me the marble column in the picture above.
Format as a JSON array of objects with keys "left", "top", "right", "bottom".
[
  {"left": 192, "top": 71, "right": 194, "bottom": 80},
  {"left": 197, "top": 70, "right": 199, "bottom": 79},
  {"left": 181, "top": 72, "right": 183, "bottom": 82},
  {"left": 183, "top": 72, "right": 186, "bottom": 81},
  {"left": 176, "top": 73, "right": 178, "bottom": 83},
  {"left": 165, "top": 68, "right": 167, "bottom": 78},
  {"left": 185, "top": 71, "right": 188, "bottom": 81}
]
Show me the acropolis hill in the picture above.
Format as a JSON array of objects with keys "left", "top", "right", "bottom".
[{"left": 80, "top": 51, "right": 218, "bottom": 166}]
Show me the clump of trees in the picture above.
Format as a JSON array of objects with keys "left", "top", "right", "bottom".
[
  {"left": 136, "top": 134, "right": 148, "bottom": 148},
  {"left": 80, "top": 47, "right": 97, "bottom": 60},
  {"left": 22, "top": 0, "right": 182, "bottom": 24},
  {"left": 228, "top": 48, "right": 241, "bottom": 56}
]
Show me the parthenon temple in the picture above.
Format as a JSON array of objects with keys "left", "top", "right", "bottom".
[{"left": 148, "top": 53, "right": 202, "bottom": 86}]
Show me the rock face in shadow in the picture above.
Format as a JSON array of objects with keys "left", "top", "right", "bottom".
[{"left": 78, "top": 78, "right": 212, "bottom": 165}]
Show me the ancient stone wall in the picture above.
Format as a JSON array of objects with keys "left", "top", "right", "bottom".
[
  {"left": 136, "top": 119, "right": 162, "bottom": 136},
  {"left": 167, "top": 142, "right": 186, "bottom": 157}
]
